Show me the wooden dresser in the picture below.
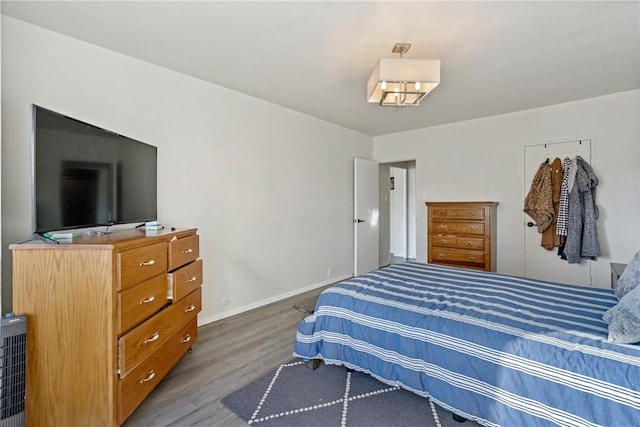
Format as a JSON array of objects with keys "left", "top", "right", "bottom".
[
  {"left": 11, "top": 228, "right": 203, "bottom": 426},
  {"left": 426, "top": 202, "right": 498, "bottom": 271}
]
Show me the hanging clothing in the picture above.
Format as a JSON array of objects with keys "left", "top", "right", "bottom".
[
  {"left": 556, "top": 157, "right": 572, "bottom": 236},
  {"left": 524, "top": 160, "right": 554, "bottom": 233},
  {"left": 541, "top": 157, "right": 563, "bottom": 250},
  {"left": 566, "top": 158, "right": 579, "bottom": 195},
  {"left": 563, "top": 156, "right": 600, "bottom": 263}
]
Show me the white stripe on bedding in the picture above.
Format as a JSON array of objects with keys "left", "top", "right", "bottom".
[
  {"left": 390, "top": 263, "right": 615, "bottom": 301},
  {"left": 371, "top": 269, "right": 613, "bottom": 313},
  {"left": 327, "top": 284, "right": 609, "bottom": 338},
  {"left": 316, "top": 287, "right": 640, "bottom": 367},
  {"left": 345, "top": 278, "right": 608, "bottom": 331},
  {"left": 302, "top": 331, "right": 601, "bottom": 427},
  {"left": 294, "top": 263, "right": 639, "bottom": 426},
  {"left": 304, "top": 306, "right": 640, "bottom": 409}
]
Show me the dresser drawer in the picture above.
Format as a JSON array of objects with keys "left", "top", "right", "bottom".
[
  {"left": 432, "top": 221, "right": 485, "bottom": 236},
  {"left": 431, "top": 235, "right": 456, "bottom": 248},
  {"left": 431, "top": 207, "right": 485, "bottom": 220},
  {"left": 455, "top": 237, "right": 485, "bottom": 250},
  {"left": 117, "top": 317, "right": 197, "bottom": 424},
  {"left": 169, "top": 235, "right": 199, "bottom": 271},
  {"left": 118, "top": 287, "right": 201, "bottom": 378},
  {"left": 118, "top": 274, "right": 168, "bottom": 334},
  {"left": 168, "top": 259, "right": 203, "bottom": 301},
  {"left": 118, "top": 242, "right": 168, "bottom": 290},
  {"left": 431, "top": 235, "right": 485, "bottom": 250},
  {"left": 431, "top": 248, "right": 485, "bottom": 266}
]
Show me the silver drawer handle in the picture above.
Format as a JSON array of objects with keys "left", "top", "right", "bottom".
[
  {"left": 186, "top": 276, "right": 197, "bottom": 283},
  {"left": 139, "top": 370, "right": 156, "bottom": 383},
  {"left": 140, "top": 296, "right": 156, "bottom": 304},
  {"left": 181, "top": 334, "right": 192, "bottom": 344},
  {"left": 185, "top": 304, "right": 196, "bottom": 313},
  {"left": 140, "top": 259, "right": 155, "bottom": 266},
  {"left": 182, "top": 248, "right": 193, "bottom": 254},
  {"left": 144, "top": 332, "right": 160, "bottom": 344}
]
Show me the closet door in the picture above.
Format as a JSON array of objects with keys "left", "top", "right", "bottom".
[
  {"left": 523, "top": 139, "right": 593, "bottom": 286},
  {"left": 354, "top": 157, "right": 380, "bottom": 276}
]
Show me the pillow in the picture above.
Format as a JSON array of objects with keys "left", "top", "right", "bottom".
[
  {"left": 603, "top": 285, "right": 640, "bottom": 344},
  {"left": 615, "top": 249, "right": 640, "bottom": 299}
]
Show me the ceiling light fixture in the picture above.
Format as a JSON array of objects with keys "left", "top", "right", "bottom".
[{"left": 367, "top": 43, "right": 440, "bottom": 109}]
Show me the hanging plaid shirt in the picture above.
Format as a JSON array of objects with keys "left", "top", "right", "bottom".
[{"left": 556, "top": 157, "right": 572, "bottom": 236}]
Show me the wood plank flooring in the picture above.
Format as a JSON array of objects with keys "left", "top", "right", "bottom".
[{"left": 123, "top": 284, "right": 330, "bottom": 427}]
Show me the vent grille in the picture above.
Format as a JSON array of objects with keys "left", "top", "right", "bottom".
[{"left": 0, "top": 315, "right": 26, "bottom": 427}]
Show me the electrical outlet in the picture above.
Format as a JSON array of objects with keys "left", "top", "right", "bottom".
[{"left": 326, "top": 266, "right": 332, "bottom": 278}]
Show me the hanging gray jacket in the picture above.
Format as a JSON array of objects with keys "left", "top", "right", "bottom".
[{"left": 563, "top": 156, "right": 600, "bottom": 263}]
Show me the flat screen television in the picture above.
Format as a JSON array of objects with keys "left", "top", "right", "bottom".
[{"left": 31, "top": 105, "right": 157, "bottom": 234}]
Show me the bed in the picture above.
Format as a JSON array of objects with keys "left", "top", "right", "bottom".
[{"left": 293, "top": 262, "right": 640, "bottom": 426}]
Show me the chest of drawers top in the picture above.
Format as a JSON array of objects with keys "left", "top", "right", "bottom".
[
  {"left": 27, "top": 227, "right": 197, "bottom": 249},
  {"left": 427, "top": 201, "right": 496, "bottom": 217},
  {"left": 429, "top": 204, "right": 487, "bottom": 220}
]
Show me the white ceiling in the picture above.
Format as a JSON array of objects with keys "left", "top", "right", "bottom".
[{"left": 2, "top": 1, "right": 639, "bottom": 137}]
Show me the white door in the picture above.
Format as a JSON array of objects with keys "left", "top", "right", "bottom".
[
  {"left": 354, "top": 158, "right": 379, "bottom": 276},
  {"left": 523, "top": 139, "right": 593, "bottom": 285},
  {"left": 390, "top": 167, "right": 407, "bottom": 258}
]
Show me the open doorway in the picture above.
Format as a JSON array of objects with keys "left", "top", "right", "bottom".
[{"left": 379, "top": 161, "right": 416, "bottom": 267}]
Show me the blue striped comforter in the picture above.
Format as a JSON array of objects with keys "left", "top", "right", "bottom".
[{"left": 293, "top": 263, "right": 640, "bottom": 426}]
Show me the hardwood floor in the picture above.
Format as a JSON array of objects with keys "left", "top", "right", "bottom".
[{"left": 123, "top": 284, "right": 330, "bottom": 427}]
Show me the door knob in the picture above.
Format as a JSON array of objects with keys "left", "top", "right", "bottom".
[
  {"left": 354, "top": 219, "right": 365, "bottom": 223},
  {"left": 526, "top": 221, "right": 537, "bottom": 227}
]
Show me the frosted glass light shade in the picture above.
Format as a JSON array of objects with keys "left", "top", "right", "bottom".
[{"left": 367, "top": 58, "right": 440, "bottom": 107}]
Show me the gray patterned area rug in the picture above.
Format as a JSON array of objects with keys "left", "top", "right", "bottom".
[{"left": 222, "top": 360, "right": 482, "bottom": 426}]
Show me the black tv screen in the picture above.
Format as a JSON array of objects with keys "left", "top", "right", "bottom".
[{"left": 32, "top": 105, "right": 157, "bottom": 233}]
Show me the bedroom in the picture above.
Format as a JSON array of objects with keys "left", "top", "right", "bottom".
[{"left": 0, "top": 1, "right": 639, "bottom": 426}]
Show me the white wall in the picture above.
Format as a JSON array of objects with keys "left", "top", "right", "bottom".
[
  {"left": 374, "top": 90, "right": 640, "bottom": 288},
  {"left": 0, "top": 6, "right": 3, "bottom": 312},
  {"left": 0, "top": 17, "right": 372, "bottom": 321},
  {"left": 407, "top": 164, "right": 416, "bottom": 259}
]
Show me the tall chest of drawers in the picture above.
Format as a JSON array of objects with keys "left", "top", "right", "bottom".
[
  {"left": 11, "top": 228, "right": 203, "bottom": 426},
  {"left": 426, "top": 202, "right": 498, "bottom": 271}
]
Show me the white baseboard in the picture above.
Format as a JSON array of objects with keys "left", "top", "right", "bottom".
[{"left": 197, "top": 273, "right": 352, "bottom": 326}]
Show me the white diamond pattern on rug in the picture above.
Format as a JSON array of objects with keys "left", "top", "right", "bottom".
[
  {"left": 248, "top": 361, "right": 350, "bottom": 425},
  {"left": 250, "top": 361, "right": 408, "bottom": 425},
  {"left": 222, "top": 360, "right": 482, "bottom": 427}
]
